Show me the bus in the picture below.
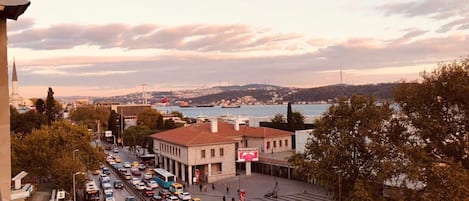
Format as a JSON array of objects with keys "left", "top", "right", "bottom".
[
  {"left": 153, "top": 168, "right": 176, "bottom": 189},
  {"left": 84, "top": 179, "right": 100, "bottom": 201}
]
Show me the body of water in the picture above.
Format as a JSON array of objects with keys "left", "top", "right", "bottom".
[{"left": 154, "top": 104, "right": 330, "bottom": 118}]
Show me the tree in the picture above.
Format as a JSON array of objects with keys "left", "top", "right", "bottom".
[
  {"left": 108, "top": 110, "right": 119, "bottom": 140},
  {"left": 392, "top": 57, "right": 469, "bottom": 200},
  {"left": 45, "top": 87, "right": 60, "bottom": 125},
  {"left": 289, "top": 95, "right": 400, "bottom": 201},
  {"left": 35, "top": 98, "right": 45, "bottom": 114},
  {"left": 122, "top": 125, "right": 152, "bottom": 148},
  {"left": 287, "top": 102, "right": 293, "bottom": 130},
  {"left": 271, "top": 114, "right": 285, "bottom": 124},
  {"left": 70, "top": 105, "right": 110, "bottom": 132},
  {"left": 11, "top": 120, "right": 104, "bottom": 190},
  {"left": 137, "top": 108, "right": 161, "bottom": 130},
  {"left": 10, "top": 106, "right": 46, "bottom": 136}
]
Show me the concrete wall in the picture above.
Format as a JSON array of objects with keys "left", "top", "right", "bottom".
[{"left": 295, "top": 129, "right": 313, "bottom": 154}]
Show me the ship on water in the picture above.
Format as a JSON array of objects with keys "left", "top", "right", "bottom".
[{"left": 221, "top": 104, "right": 241, "bottom": 108}]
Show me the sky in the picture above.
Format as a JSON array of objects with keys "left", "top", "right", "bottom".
[{"left": 6, "top": 0, "right": 469, "bottom": 98}]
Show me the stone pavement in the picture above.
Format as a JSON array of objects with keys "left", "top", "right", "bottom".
[{"left": 183, "top": 173, "right": 331, "bottom": 201}]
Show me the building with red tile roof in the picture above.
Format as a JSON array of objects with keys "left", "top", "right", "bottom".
[{"left": 150, "top": 118, "right": 293, "bottom": 184}]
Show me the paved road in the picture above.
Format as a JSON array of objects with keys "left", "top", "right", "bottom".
[{"left": 183, "top": 172, "right": 331, "bottom": 201}]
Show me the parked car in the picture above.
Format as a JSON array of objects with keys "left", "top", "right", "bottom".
[
  {"left": 138, "top": 163, "right": 146, "bottom": 171},
  {"left": 178, "top": 192, "right": 191, "bottom": 201},
  {"left": 92, "top": 169, "right": 100, "bottom": 175},
  {"left": 123, "top": 162, "right": 131, "bottom": 168},
  {"left": 190, "top": 198, "right": 201, "bottom": 201},
  {"left": 135, "top": 182, "right": 146, "bottom": 191},
  {"left": 113, "top": 147, "right": 119, "bottom": 153},
  {"left": 145, "top": 180, "right": 159, "bottom": 189},
  {"left": 131, "top": 161, "right": 139, "bottom": 167},
  {"left": 143, "top": 187, "right": 155, "bottom": 197},
  {"left": 158, "top": 189, "right": 171, "bottom": 199},
  {"left": 131, "top": 169, "right": 141, "bottom": 176},
  {"left": 102, "top": 167, "right": 110, "bottom": 175},
  {"left": 130, "top": 177, "right": 140, "bottom": 185},
  {"left": 124, "top": 172, "right": 132, "bottom": 180},
  {"left": 125, "top": 196, "right": 136, "bottom": 201},
  {"left": 150, "top": 195, "right": 163, "bottom": 201},
  {"left": 166, "top": 195, "right": 179, "bottom": 201},
  {"left": 143, "top": 173, "right": 153, "bottom": 180},
  {"left": 114, "top": 180, "right": 123, "bottom": 189}
]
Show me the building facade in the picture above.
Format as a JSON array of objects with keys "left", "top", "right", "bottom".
[{"left": 151, "top": 119, "right": 293, "bottom": 184}]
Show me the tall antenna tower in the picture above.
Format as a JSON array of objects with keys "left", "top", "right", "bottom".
[
  {"left": 141, "top": 84, "right": 148, "bottom": 104},
  {"left": 340, "top": 64, "right": 343, "bottom": 85}
]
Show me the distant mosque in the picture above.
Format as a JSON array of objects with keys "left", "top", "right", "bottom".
[{"left": 9, "top": 59, "right": 32, "bottom": 112}]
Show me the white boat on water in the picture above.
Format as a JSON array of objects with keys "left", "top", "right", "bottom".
[{"left": 221, "top": 104, "right": 241, "bottom": 108}]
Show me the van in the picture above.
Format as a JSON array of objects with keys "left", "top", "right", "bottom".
[{"left": 169, "top": 183, "right": 184, "bottom": 195}]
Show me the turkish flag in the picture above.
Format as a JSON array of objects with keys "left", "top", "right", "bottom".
[{"left": 162, "top": 97, "right": 168, "bottom": 103}]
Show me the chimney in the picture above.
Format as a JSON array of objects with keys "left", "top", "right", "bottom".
[
  {"left": 210, "top": 118, "right": 218, "bottom": 133},
  {"left": 234, "top": 119, "right": 240, "bottom": 131}
]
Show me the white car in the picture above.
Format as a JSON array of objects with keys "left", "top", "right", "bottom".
[
  {"left": 143, "top": 173, "right": 153, "bottom": 180},
  {"left": 166, "top": 195, "right": 179, "bottom": 201},
  {"left": 123, "top": 162, "right": 131, "bottom": 168},
  {"left": 135, "top": 182, "right": 146, "bottom": 191},
  {"left": 178, "top": 192, "right": 191, "bottom": 201},
  {"left": 130, "top": 177, "right": 139, "bottom": 186},
  {"left": 146, "top": 180, "right": 158, "bottom": 189}
]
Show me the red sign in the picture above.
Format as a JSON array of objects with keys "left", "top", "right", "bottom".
[
  {"left": 195, "top": 169, "right": 200, "bottom": 182},
  {"left": 238, "top": 148, "right": 259, "bottom": 162}
]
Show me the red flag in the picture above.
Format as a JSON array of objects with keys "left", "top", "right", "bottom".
[{"left": 162, "top": 97, "right": 168, "bottom": 103}]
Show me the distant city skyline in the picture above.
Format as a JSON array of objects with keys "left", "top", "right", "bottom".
[{"left": 6, "top": 0, "right": 469, "bottom": 98}]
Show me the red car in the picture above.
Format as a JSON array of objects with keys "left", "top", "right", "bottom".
[{"left": 143, "top": 187, "right": 155, "bottom": 197}]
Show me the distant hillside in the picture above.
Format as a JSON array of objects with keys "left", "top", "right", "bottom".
[
  {"left": 91, "top": 83, "right": 399, "bottom": 105},
  {"left": 284, "top": 83, "right": 399, "bottom": 102}
]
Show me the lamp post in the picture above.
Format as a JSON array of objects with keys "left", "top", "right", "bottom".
[
  {"left": 332, "top": 166, "right": 342, "bottom": 201},
  {"left": 73, "top": 149, "right": 79, "bottom": 160},
  {"left": 73, "top": 171, "right": 84, "bottom": 201}
]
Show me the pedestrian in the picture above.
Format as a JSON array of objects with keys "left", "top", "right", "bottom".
[
  {"left": 200, "top": 183, "right": 203, "bottom": 192},
  {"left": 212, "top": 183, "right": 215, "bottom": 190},
  {"left": 222, "top": 195, "right": 226, "bottom": 201},
  {"left": 231, "top": 197, "right": 235, "bottom": 201}
]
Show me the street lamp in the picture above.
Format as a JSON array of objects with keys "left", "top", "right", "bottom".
[
  {"left": 332, "top": 166, "right": 342, "bottom": 201},
  {"left": 73, "top": 171, "right": 84, "bottom": 201},
  {"left": 73, "top": 149, "right": 79, "bottom": 160}
]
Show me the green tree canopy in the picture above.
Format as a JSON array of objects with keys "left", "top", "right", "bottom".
[
  {"left": 10, "top": 106, "right": 46, "bottom": 136},
  {"left": 70, "top": 105, "right": 110, "bottom": 131},
  {"left": 137, "top": 108, "right": 161, "bottom": 130},
  {"left": 289, "top": 95, "right": 400, "bottom": 201},
  {"left": 392, "top": 57, "right": 469, "bottom": 200},
  {"left": 11, "top": 121, "right": 104, "bottom": 191},
  {"left": 122, "top": 125, "right": 153, "bottom": 148}
]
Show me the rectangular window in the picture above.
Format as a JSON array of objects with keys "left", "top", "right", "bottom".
[
  {"left": 273, "top": 141, "right": 277, "bottom": 148},
  {"left": 201, "top": 150, "right": 206, "bottom": 158},
  {"left": 285, "top": 139, "right": 288, "bottom": 147},
  {"left": 211, "top": 149, "right": 215, "bottom": 157},
  {"left": 219, "top": 148, "right": 224, "bottom": 157},
  {"left": 267, "top": 141, "right": 270, "bottom": 149},
  {"left": 280, "top": 140, "right": 282, "bottom": 147}
]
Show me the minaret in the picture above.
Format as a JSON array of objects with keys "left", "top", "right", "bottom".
[{"left": 10, "top": 58, "right": 22, "bottom": 108}]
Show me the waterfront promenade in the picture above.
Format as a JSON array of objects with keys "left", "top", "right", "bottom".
[{"left": 184, "top": 172, "right": 331, "bottom": 201}]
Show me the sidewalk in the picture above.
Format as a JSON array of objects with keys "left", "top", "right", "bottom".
[{"left": 183, "top": 172, "right": 329, "bottom": 201}]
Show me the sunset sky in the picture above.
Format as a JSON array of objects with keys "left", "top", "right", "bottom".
[{"left": 6, "top": 0, "right": 469, "bottom": 98}]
